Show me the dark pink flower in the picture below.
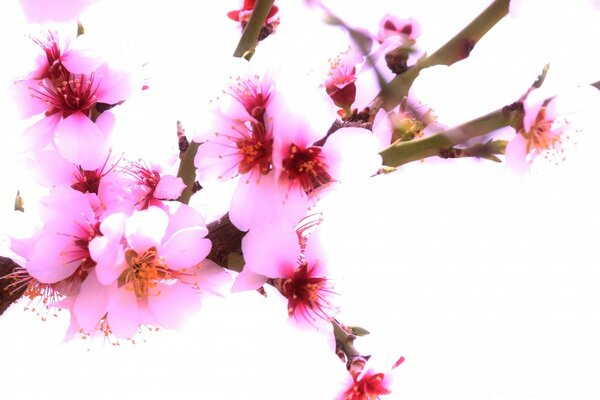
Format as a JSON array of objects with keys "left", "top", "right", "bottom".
[
  {"left": 194, "top": 70, "right": 277, "bottom": 231},
  {"left": 11, "top": 186, "right": 101, "bottom": 285},
  {"left": 272, "top": 110, "right": 382, "bottom": 196},
  {"left": 337, "top": 356, "right": 405, "bottom": 400},
  {"left": 241, "top": 222, "right": 334, "bottom": 327},
  {"left": 76, "top": 203, "right": 216, "bottom": 338},
  {"left": 323, "top": 51, "right": 362, "bottom": 115}
]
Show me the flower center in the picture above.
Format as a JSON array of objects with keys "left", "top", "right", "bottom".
[
  {"left": 119, "top": 247, "right": 174, "bottom": 298},
  {"left": 343, "top": 372, "right": 391, "bottom": 400},
  {"left": 31, "top": 73, "right": 99, "bottom": 118},
  {"left": 230, "top": 76, "right": 271, "bottom": 119},
  {"left": 274, "top": 261, "right": 332, "bottom": 322},
  {"left": 235, "top": 121, "right": 273, "bottom": 175},
  {"left": 523, "top": 107, "right": 562, "bottom": 154},
  {"left": 71, "top": 168, "right": 102, "bottom": 194},
  {"left": 282, "top": 144, "right": 332, "bottom": 193}
]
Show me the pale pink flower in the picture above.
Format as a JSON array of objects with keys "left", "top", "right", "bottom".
[
  {"left": 194, "top": 71, "right": 276, "bottom": 231},
  {"left": 240, "top": 222, "right": 334, "bottom": 327},
  {"left": 77, "top": 203, "right": 214, "bottom": 338},
  {"left": 15, "top": 29, "right": 137, "bottom": 169},
  {"left": 503, "top": 86, "right": 600, "bottom": 172},
  {"left": 194, "top": 72, "right": 274, "bottom": 184},
  {"left": 19, "top": 0, "right": 100, "bottom": 24},
  {"left": 337, "top": 355, "right": 405, "bottom": 400},
  {"left": 11, "top": 186, "right": 101, "bottom": 285},
  {"left": 17, "top": 61, "right": 134, "bottom": 169}
]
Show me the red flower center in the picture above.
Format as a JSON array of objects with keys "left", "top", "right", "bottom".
[
  {"left": 282, "top": 144, "right": 332, "bottom": 193},
  {"left": 274, "top": 261, "right": 332, "bottom": 323},
  {"left": 31, "top": 73, "right": 99, "bottom": 118},
  {"left": 342, "top": 372, "right": 391, "bottom": 400},
  {"left": 234, "top": 121, "right": 273, "bottom": 176}
]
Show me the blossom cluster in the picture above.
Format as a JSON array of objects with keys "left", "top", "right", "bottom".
[
  {"left": 8, "top": 25, "right": 228, "bottom": 339},
  {"left": 3, "top": 0, "right": 600, "bottom": 399}
]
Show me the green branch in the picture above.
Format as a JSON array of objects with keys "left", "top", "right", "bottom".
[
  {"left": 379, "top": 105, "right": 516, "bottom": 167},
  {"left": 176, "top": 140, "right": 199, "bottom": 204},
  {"left": 372, "top": 0, "right": 510, "bottom": 113},
  {"left": 232, "top": 0, "right": 276, "bottom": 59}
]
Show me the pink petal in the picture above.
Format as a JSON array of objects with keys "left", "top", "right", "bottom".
[
  {"left": 60, "top": 35, "right": 102, "bottom": 74},
  {"left": 12, "top": 79, "right": 50, "bottom": 119},
  {"left": 72, "top": 273, "right": 109, "bottom": 333},
  {"left": 195, "top": 139, "right": 244, "bottom": 184},
  {"left": 163, "top": 202, "right": 207, "bottom": 240},
  {"left": 523, "top": 98, "right": 544, "bottom": 133},
  {"left": 231, "top": 267, "right": 268, "bottom": 292},
  {"left": 154, "top": 175, "right": 186, "bottom": 200},
  {"left": 21, "top": 114, "right": 61, "bottom": 152},
  {"left": 161, "top": 228, "right": 211, "bottom": 270},
  {"left": 147, "top": 282, "right": 200, "bottom": 329},
  {"left": 505, "top": 134, "right": 530, "bottom": 174},
  {"left": 107, "top": 287, "right": 139, "bottom": 338},
  {"left": 241, "top": 224, "right": 300, "bottom": 278},
  {"left": 31, "top": 150, "right": 75, "bottom": 186},
  {"left": 54, "top": 112, "right": 108, "bottom": 170},
  {"left": 304, "top": 229, "right": 328, "bottom": 276},
  {"left": 193, "top": 259, "right": 232, "bottom": 295},
  {"left": 19, "top": 0, "right": 98, "bottom": 23},
  {"left": 27, "top": 234, "right": 80, "bottom": 283},
  {"left": 322, "top": 127, "right": 382, "bottom": 182},
  {"left": 229, "top": 173, "right": 304, "bottom": 232},
  {"left": 372, "top": 108, "right": 393, "bottom": 148},
  {"left": 125, "top": 207, "right": 168, "bottom": 254},
  {"left": 95, "top": 63, "right": 137, "bottom": 104},
  {"left": 95, "top": 109, "right": 116, "bottom": 135},
  {"left": 89, "top": 235, "right": 125, "bottom": 285}
]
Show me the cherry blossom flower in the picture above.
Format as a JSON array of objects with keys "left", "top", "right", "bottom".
[
  {"left": 75, "top": 203, "right": 215, "bottom": 338},
  {"left": 11, "top": 186, "right": 101, "bottom": 285},
  {"left": 240, "top": 222, "right": 334, "bottom": 328},
  {"left": 25, "top": 28, "right": 102, "bottom": 81},
  {"left": 15, "top": 30, "right": 137, "bottom": 170},
  {"left": 194, "top": 70, "right": 277, "bottom": 230},
  {"left": 337, "top": 355, "right": 405, "bottom": 400},
  {"left": 505, "top": 85, "right": 600, "bottom": 172}
]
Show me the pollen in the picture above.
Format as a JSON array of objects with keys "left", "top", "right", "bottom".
[
  {"left": 119, "top": 247, "right": 177, "bottom": 298},
  {"left": 282, "top": 144, "right": 332, "bottom": 193}
]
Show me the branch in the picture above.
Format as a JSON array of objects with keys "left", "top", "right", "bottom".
[
  {"left": 332, "top": 318, "right": 361, "bottom": 365},
  {"left": 379, "top": 104, "right": 516, "bottom": 167},
  {"left": 232, "top": 0, "right": 276, "bottom": 59},
  {"left": 176, "top": 140, "right": 200, "bottom": 205},
  {"left": 0, "top": 256, "right": 26, "bottom": 316},
  {"left": 371, "top": 0, "right": 510, "bottom": 114}
]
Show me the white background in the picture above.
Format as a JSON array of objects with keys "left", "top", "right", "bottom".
[{"left": 1, "top": 1, "right": 600, "bottom": 399}]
